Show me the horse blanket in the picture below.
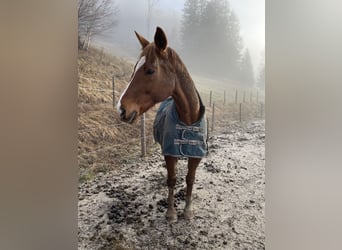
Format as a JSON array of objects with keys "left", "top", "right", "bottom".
[{"left": 153, "top": 97, "right": 208, "bottom": 158}]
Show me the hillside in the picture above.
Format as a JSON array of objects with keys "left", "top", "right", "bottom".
[{"left": 78, "top": 47, "right": 158, "bottom": 182}]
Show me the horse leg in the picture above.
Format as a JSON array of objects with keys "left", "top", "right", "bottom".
[
  {"left": 184, "top": 157, "right": 201, "bottom": 220},
  {"left": 165, "top": 155, "right": 178, "bottom": 222}
]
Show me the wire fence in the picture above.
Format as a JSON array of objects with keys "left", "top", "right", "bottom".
[
  {"left": 78, "top": 75, "right": 264, "bottom": 105},
  {"left": 78, "top": 117, "right": 156, "bottom": 131},
  {"left": 78, "top": 76, "right": 265, "bottom": 168}
]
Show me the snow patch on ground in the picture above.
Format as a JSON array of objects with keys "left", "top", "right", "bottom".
[{"left": 78, "top": 121, "right": 265, "bottom": 249}]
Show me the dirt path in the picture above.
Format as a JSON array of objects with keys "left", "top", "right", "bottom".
[{"left": 78, "top": 121, "right": 265, "bottom": 249}]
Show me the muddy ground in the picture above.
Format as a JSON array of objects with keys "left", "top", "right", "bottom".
[{"left": 78, "top": 120, "right": 265, "bottom": 250}]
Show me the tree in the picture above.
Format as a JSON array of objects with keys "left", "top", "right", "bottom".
[
  {"left": 255, "top": 49, "right": 265, "bottom": 89},
  {"left": 180, "top": 0, "right": 244, "bottom": 79},
  {"left": 146, "top": 0, "right": 160, "bottom": 38},
  {"left": 78, "top": 0, "right": 119, "bottom": 50},
  {"left": 180, "top": 0, "right": 203, "bottom": 65},
  {"left": 239, "top": 49, "right": 255, "bottom": 87},
  {"left": 256, "top": 64, "right": 265, "bottom": 90},
  {"left": 226, "top": 11, "right": 243, "bottom": 79},
  {"left": 199, "top": 0, "right": 232, "bottom": 76}
]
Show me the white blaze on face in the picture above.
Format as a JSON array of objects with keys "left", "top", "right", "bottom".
[{"left": 116, "top": 56, "right": 146, "bottom": 113}]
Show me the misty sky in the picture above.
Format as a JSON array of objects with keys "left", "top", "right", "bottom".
[{"left": 96, "top": 0, "right": 264, "bottom": 73}]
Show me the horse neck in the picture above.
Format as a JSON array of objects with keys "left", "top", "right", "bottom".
[{"left": 171, "top": 53, "right": 200, "bottom": 125}]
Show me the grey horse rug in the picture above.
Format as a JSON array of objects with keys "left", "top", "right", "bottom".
[{"left": 153, "top": 97, "right": 208, "bottom": 158}]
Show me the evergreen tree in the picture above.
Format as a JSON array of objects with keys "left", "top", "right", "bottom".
[
  {"left": 256, "top": 49, "right": 265, "bottom": 89},
  {"left": 239, "top": 49, "right": 255, "bottom": 87},
  {"left": 181, "top": 0, "right": 244, "bottom": 80},
  {"left": 181, "top": 0, "right": 202, "bottom": 65},
  {"left": 198, "top": 0, "right": 233, "bottom": 76},
  {"left": 226, "top": 11, "right": 243, "bottom": 79},
  {"left": 256, "top": 63, "right": 265, "bottom": 90}
]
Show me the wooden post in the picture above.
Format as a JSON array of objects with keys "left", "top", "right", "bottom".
[
  {"left": 211, "top": 102, "right": 215, "bottom": 132},
  {"left": 99, "top": 47, "right": 104, "bottom": 63},
  {"left": 206, "top": 117, "right": 210, "bottom": 141},
  {"left": 209, "top": 90, "right": 212, "bottom": 107},
  {"left": 224, "top": 90, "right": 226, "bottom": 105},
  {"left": 235, "top": 89, "right": 238, "bottom": 104},
  {"left": 140, "top": 114, "right": 146, "bottom": 157},
  {"left": 239, "top": 103, "right": 242, "bottom": 122},
  {"left": 112, "top": 76, "right": 115, "bottom": 108}
]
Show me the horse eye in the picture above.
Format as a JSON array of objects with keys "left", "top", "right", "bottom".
[{"left": 146, "top": 68, "right": 155, "bottom": 75}]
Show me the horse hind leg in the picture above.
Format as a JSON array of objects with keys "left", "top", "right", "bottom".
[
  {"left": 184, "top": 157, "right": 201, "bottom": 220},
  {"left": 165, "top": 156, "right": 178, "bottom": 222}
]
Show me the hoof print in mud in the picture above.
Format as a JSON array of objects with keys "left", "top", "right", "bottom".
[
  {"left": 157, "top": 198, "right": 168, "bottom": 213},
  {"left": 175, "top": 189, "right": 186, "bottom": 201},
  {"left": 203, "top": 161, "right": 221, "bottom": 173}
]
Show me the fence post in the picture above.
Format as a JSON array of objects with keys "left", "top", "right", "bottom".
[
  {"left": 206, "top": 117, "right": 210, "bottom": 140},
  {"left": 140, "top": 114, "right": 146, "bottom": 157},
  {"left": 239, "top": 103, "right": 242, "bottom": 122},
  {"left": 99, "top": 47, "right": 104, "bottom": 63},
  {"left": 211, "top": 102, "right": 215, "bottom": 132},
  {"left": 112, "top": 76, "right": 115, "bottom": 108},
  {"left": 209, "top": 90, "right": 212, "bottom": 107},
  {"left": 235, "top": 89, "right": 238, "bottom": 104},
  {"left": 224, "top": 90, "right": 226, "bottom": 105}
]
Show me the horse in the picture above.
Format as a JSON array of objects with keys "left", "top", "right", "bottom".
[{"left": 117, "top": 27, "right": 208, "bottom": 222}]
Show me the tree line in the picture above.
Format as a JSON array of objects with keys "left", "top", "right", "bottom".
[
  {"left": 181, "top": 0, "right": 261, "bottom": 88},
  {"left": 78, "top": 0, "right": 118, "bottom": 50},
  {"left": 77, "top": 0, "right": 264, "bottom": 89}
]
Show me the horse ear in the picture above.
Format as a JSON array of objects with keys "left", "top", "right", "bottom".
[
  {"left": 154, "top": 26, "right": 167, "bottom": 51},
  {"left": 135, "top": 31, "right": 149, "bottom": 49}
]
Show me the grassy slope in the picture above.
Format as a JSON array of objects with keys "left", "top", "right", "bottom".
[{"left": 78, "top": 47, "right": 157, "bottom": 181}]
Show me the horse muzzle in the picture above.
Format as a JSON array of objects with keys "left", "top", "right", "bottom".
[{"left": 119, "top": 107, "right": 137, "bottom": 124}]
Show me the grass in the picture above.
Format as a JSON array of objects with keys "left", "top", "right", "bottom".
[{"left": 78, "top": 47, "right": 158, "bottom": 180}]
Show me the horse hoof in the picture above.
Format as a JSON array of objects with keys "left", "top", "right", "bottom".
[
  {"left": 184, "top": 209, "right": 194, "bottom": 220},
  {"left": 166, "top": 210, "right": 177, "bottom": 222}
]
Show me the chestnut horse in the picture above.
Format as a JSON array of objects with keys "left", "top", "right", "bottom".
[{"left": 117, "top": 27, "right": 207, "bottom": 222}]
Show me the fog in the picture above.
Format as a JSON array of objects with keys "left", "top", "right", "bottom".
[
  {"left": 93, "top": 0, "right": 264, "bottom": 84},
  {"left": 94, "top": 0, "right": 183, "bottom": 60}
]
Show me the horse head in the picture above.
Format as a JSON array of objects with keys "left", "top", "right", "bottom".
[{"left": 117, "top": 27, "right": 176, "bottom": 124}]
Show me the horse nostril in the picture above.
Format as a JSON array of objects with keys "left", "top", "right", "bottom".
[{"left": 120, "top": 107, "right": 126, "bottom": 119}]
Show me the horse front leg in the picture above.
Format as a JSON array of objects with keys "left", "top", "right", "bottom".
[
  {"left": 184, "top": 157, "right": 201, "bottom": 220},
  {"left": 165, "top": 156, "right": 178, "bottom": 222}
]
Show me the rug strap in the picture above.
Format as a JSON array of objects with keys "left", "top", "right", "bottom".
[
  {"left": 175, "top": 124, "right": 203, "bottom": 132},
  {"left": 174, "top": 139, "right": 204, "bottom": 145}
]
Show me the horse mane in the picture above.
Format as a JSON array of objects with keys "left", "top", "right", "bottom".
[{"left": 166, "top": 47, "right": 187, "bottom": 74}]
